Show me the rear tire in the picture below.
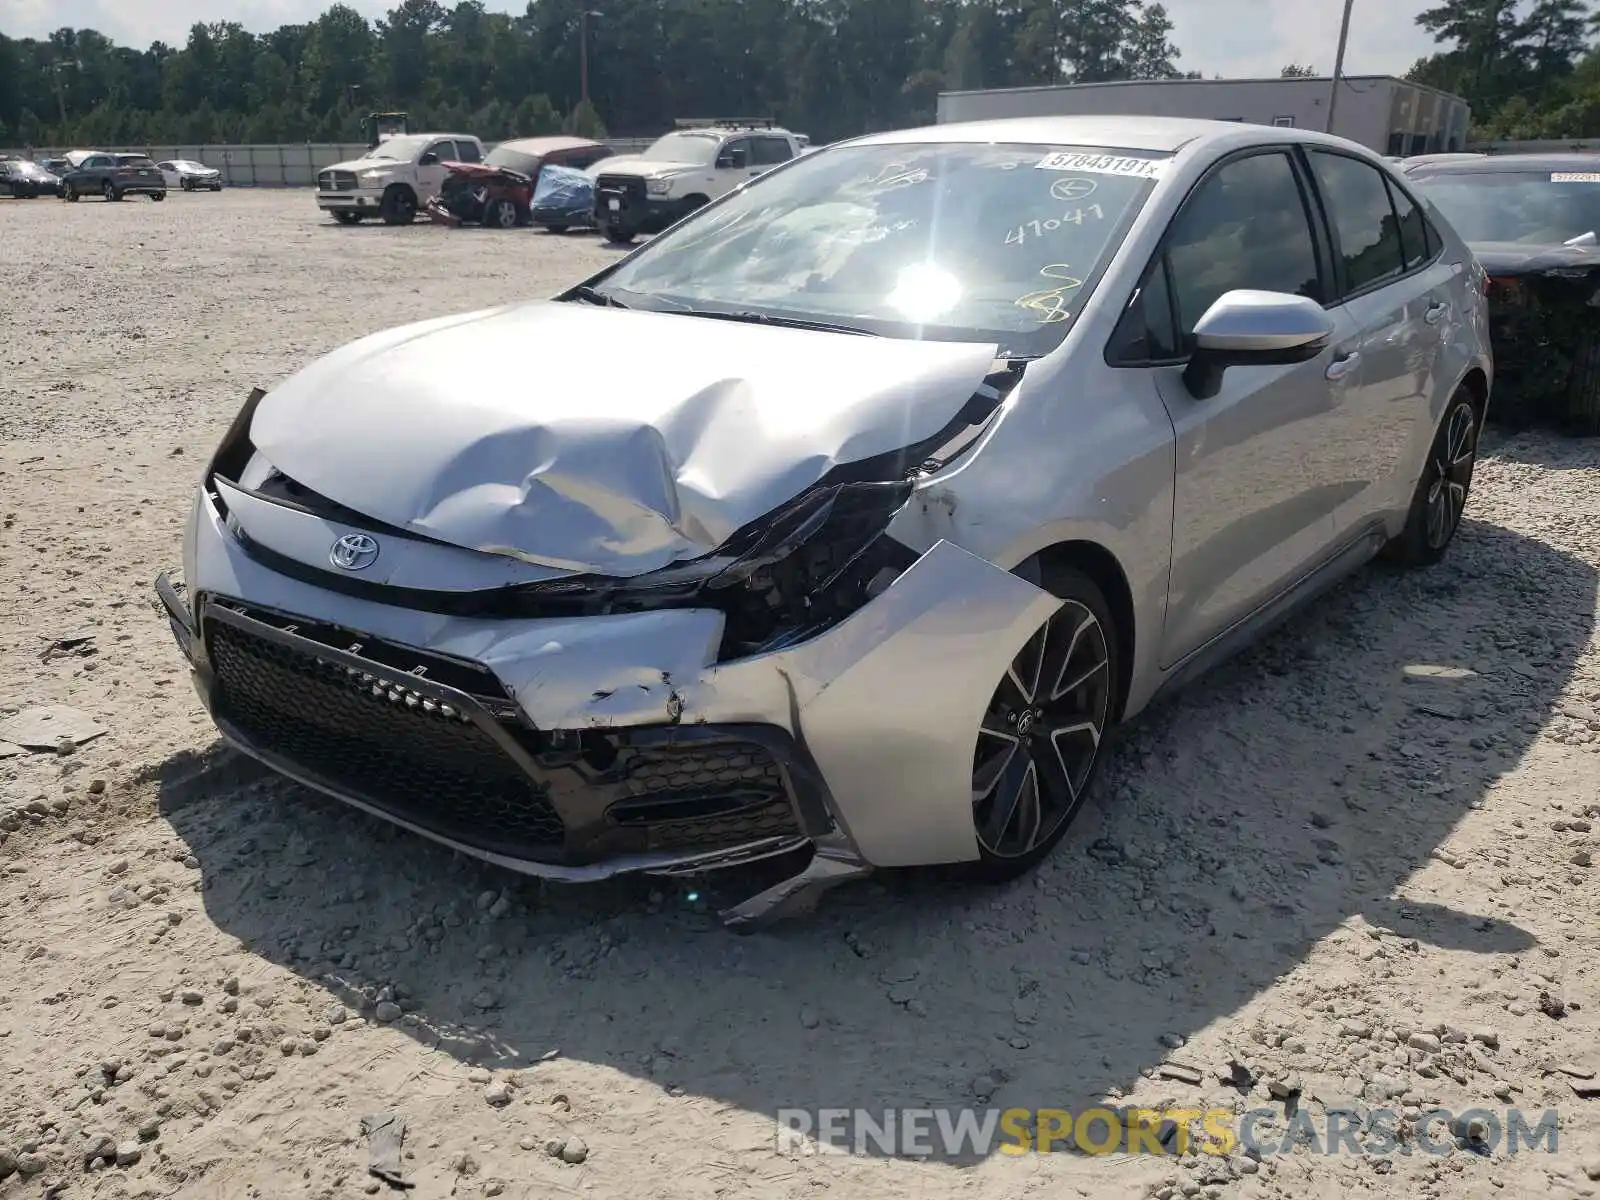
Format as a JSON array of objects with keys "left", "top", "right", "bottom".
[
  {"left": 963, "top": 563, "right": 1120, "bottom": 883},
  {"left": 380, "top": 186, "right": 417, "bottom": 226},
  {"left": 102, "top": 180, "right": 120, "bottom": 202},
  {"left": 1381, "top": 387, "right": 1480, "bottom": 568},
  {"left": 150, "top": 191, "right": 165, "bottom": 202},
  {"left": 332, "top": 211, "right": 361, "bottom": 225}
]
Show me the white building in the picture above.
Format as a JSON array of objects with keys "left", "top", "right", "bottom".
[{"left": 935, "top": 75, "right": 1471, "bottom": 156}]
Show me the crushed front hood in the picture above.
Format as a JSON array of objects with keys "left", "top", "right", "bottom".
[
  {"left": 1472, "top": 241, "right": 1600, "bottom": 275},
  {"left": 248, "top": 302, "right": 999, "bottom": 578}
]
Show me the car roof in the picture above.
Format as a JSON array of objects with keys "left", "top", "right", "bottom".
[
  {"left": 495, "top": 136, "right": 607, "bottom": 155},
  {"left": 842, "top": 115, "right": 1387, "bottom": 158},
  {"left": 1404, "top": 152, "right": 1600, "bottom": 176}
]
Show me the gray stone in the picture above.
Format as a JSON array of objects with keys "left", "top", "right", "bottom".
[
  {"left": 15, "top": 1152, "right": 47, "bottom": 1176},
  {"left": 1407, "top": 1033, "right": 1442, "bottom": 1053},
  {"left": 483, "top": 1081, "right": 513, "bottom": 1107},
  {"left": 374, "top": 1002, "right": 402, "bottom": 1023},
  {"left": 558, "top": 1136, "right": 588, "bottom": 1164},
  {"left": 115, "top": 1141, "right": 142, "bottom": 1166},
  {"left": 0, "top": 1147, "right": 16, "bottom": 1179},
  {"left": 83, "top": 1133, "right": 116, "bottom": 1165},
  {"left": 0, "top": 705, "right": 107, "bottom": 750}
]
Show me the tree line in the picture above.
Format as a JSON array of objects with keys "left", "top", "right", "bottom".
[
  {"left": 0, "top": 0, "right": 1185, "bottom": 148},
  {"left": 1405, "top": 0, "right": 1600, "bottom": 139}
]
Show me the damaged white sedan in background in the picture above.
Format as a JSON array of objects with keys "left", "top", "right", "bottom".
[{"left": 156, "top": 116, "right": 1492, "bottom": 927}]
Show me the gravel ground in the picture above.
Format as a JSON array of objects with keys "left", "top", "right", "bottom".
[{"left": 2, "top": 189, "right": 1600, "bottom": 1200}]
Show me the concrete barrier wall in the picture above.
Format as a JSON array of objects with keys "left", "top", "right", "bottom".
[{"left": 0, "top": 138, "right": 659, "bottom": 186}]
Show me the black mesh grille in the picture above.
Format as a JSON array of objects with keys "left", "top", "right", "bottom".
[
  {"left": 595, "top": 173, "right": 646, "bottom": 203},
  {"left": 642, "top": 799, "right": 803, "bottom": 853},
  {"left": 206, "top": 619, "right": 566, "bottom": 854},
  {"left": 607, "top": 742, "right": 800, "bottom": 853}
]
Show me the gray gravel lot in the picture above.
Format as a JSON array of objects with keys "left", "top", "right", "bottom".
[{"left": 2, "top": 189, "right": 1599, "bottom": 1200}]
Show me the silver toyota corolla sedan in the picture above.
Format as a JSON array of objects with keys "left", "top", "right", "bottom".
[{"left": 155, "top": 116, "right": 1492, "bottom": 927}]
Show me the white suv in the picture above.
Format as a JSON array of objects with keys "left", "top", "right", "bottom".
[
  {"left": 316, "top": 133, "right": 486, "bottom": 226},
  {"left": 591, "top": 121, "right": 804, "bottom": 244}
]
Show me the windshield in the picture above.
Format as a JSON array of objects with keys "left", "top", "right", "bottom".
[
  {"left": 594, "top": 142, "right": 1164, "bottom": 358},
  {"left": 642, "top": 131, "right": 720, "bottom": 165},
  {"left": 1410, "top": 169, "right": 1600, "bottom": 245},
  {"left": 177, "top": 160, "right": 209, "bottom": 171},
  {"left": 361, "top": 135, "right": 431, "bottom": 162},
  {"left": 484, "top": 146, "right": 541, "bottom": 174}
]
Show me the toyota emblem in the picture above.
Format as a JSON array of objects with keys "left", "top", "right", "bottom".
[{"left": 329, "top": 532, "right": 380, "bottom": 571}]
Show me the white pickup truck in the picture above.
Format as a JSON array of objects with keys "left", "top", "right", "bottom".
[
  {"left": 315, "top": 132, "right": 487, "bottom": 226},
  {"left": 590, "top": 121, "right": 806, "bottom": 244}
]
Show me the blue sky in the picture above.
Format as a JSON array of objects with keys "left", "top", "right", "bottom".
[{"left": 1, "top": 0, "right": 1440, "bottom": 79}]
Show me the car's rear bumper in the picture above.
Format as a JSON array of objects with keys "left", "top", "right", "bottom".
[{"left": 156, "top": 486, "right": 1061, "bottom": 924}]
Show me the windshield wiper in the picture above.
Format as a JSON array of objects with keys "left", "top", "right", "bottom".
[
  {"left": 567, "top": 285, "right": 629, "bottom": 309},
  {"left": 672, "top": 309, "right": 878, "bottom": 336}
]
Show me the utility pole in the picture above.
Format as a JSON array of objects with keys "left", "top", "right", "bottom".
[
  {"left": 579, "top": 9, "right": 593, "bottom": 109},
  {"left": 1325, "top": 0, "right": 1355, "bottom": 135},
  {"left": 50, "top": 62, "right": 69, "bottom": 127}
]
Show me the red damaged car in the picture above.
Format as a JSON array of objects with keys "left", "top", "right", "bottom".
[
  {"left": 426, "top": 137, "right": 615, "bottom": 229},
  {"left": 425, "top": 161, "right": 534, "bottom": 228}
]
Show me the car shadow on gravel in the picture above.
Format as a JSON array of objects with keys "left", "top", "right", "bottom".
[{"left": 156, "top": 516, "right": 1592, "bottom": 1163}]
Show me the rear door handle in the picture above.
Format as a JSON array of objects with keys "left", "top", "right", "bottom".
[
  {"left": 1326, "top": 351, "right": 1361, "bottom": 382},
  {"left": 1425, "top": 302, "right": 1449, "bottom": 325}
]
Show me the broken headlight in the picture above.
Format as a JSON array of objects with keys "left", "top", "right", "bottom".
[{"left": 507, "top": 480, "right": 918, "bottom": 658}]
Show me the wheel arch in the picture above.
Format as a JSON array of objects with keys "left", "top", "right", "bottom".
[
  {"left": 1457, "top": 366, "right": 1489, "bottom": 422},
  {"left": 1029, "top": 539, "right": 1136, "bottom": 721}
]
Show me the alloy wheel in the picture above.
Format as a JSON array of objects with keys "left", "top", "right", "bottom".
[
  {"left": 972, "top": 599, "right": 1112, "bottom": 859},
  {"left": 1425, "top": 402, "right": 1476, "bottom": 550}
]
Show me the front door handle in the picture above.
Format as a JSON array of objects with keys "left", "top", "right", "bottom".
[
  {"left": 1425, "top": 302, "right": 1449, "bottom": 325},
  {"left": 1326, "top": 351, "right": 1361, "bottom": 382}
]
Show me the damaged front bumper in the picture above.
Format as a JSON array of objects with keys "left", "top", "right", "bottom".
[{"left": 154, "top": 492, "right": 1060, "bottom": 928}]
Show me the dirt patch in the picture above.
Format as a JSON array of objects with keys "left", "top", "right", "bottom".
[{"left": 2, "top": 191, "right": 1599, "bottom": 1199}]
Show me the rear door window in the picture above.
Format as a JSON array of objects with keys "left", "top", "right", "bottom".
[
  {"left": 1308, "top": 150, "right": 1407, "bottom": 294},
  {"left": 454, "top": 140, "right": 483, "bottom": 163},
  {"left": 751, "top": 137, "right": 794, "bottom": 166}
]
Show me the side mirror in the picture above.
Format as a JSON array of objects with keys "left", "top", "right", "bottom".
[
  {"left": 419, "top": 151, "right": 439, "bottom": 166},
  {"left": 1182, "top": 290, "right": 1335, "bottom": 400}
]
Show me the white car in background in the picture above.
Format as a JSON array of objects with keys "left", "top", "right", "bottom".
[
  {"left": 316, "top": 133, "right": 487, "bottom": 226},
  {"left": 157, "top": 159, "right": 223, "bottom": 192},
  {"left": 591, "top": 121, "right": 806, "bottom": 244}
]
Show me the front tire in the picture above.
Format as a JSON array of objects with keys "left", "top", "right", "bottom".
[
  {"left": 1382, "top": 388, "right": 1480, "bottom": 568},
  {"left": 332, "top": 211, "right": 361, "bottom": 225},
  {"left": 380, "top": 186, "right": 417, "bottom": 226},
  {"left": 966, "top": 564, "right": 1119, "bottom": 882},
  {"left": 601, "top": 221, "right": 636, "bottom": 245},
  {"left": 102, "top": 180, "right": 120, "bottom": 202},
  {"left": 150, "top": 191, "right": 165, "bottom": 202},
  {"left": 181, "top": 178, "right": 193, "bottom": 191},
  {"left": 485, "top": 198, "right": 518, "bottom": 229}
]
